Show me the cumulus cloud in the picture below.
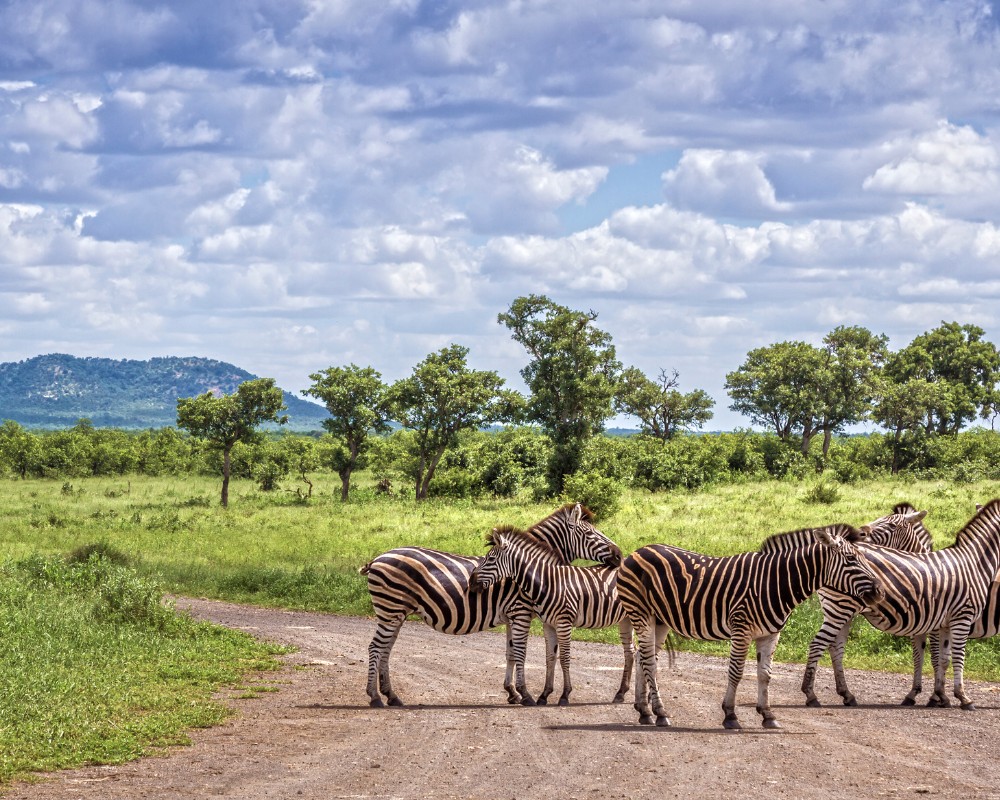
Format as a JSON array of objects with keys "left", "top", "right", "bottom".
[{"left": 2, "top": 1, "right": 1000, "bottom": 427}]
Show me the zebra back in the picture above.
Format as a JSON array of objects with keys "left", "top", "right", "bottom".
[{"left": 758, "top": 523, "right": 863, "bottom": 553}]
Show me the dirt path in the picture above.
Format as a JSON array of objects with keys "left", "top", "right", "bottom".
[{"left": 7, "top": 597, "right": 1000, "bottom": 799}]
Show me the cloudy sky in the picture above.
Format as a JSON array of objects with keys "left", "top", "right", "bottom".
[{"left": 3, "top": 0, "right": 1000, "bottom": 430}]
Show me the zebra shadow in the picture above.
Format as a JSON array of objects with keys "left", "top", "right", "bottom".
[
  {"left": 770, "top": 701, "right": 1000, "bottom": 711},
  {"left": 301, "top": 701, "right": 559, "bottom": 711},
  {"left": 544, "top": 722, "right": 816, "bottom": 735}
]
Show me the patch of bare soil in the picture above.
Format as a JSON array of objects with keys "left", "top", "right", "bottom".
[{"left": 7, "top": 597, "right": 1000, "bottom": 800}]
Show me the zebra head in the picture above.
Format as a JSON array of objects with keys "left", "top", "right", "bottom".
[
  {"left": 813, "top": 524, "right": 885, "bottom": 606},
  {"left": 469, "top": 528, "right": 521, "bottom": 592},
  {"left": 859, "top": 505, "right": 932, "bottom": 554},
  {"left": 549, "top": 502, "right": 622, "bottom": 567}
]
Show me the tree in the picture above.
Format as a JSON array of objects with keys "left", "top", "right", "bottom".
[
  {"left": 883, "top": 321, "right": 1000, "bottom": 435},
  {"left": 387, "top": 344, "right": 522, "bottom": 501},
  {"left": 303, "top": 365, "right": 391, "bottom": 501},
  {"left": 871, "top": 378, "right": 945, "bottom": 473},
  {"left": 615, "top": 368, "right": 715, "bottom": 443},
  {"left": 725, "top": 341, "right": 826, "bottom": 454},
  {"left": 176, "top": 378, "right": 288, "bottom": 507},
  {"left": 498, "top": 295, "right": 621, "bottom": 495},
  {"left": 0, "top": 420, "right": 41, "bottom": 478},
  {"left": 814, "top": 326, "right": 889, "bottom": 457}
]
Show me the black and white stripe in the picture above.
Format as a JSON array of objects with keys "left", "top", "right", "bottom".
[
  {"left": 617, "top": 524, "right": 884, "bottom": 729},
  {"left": 361, "top": 503, "right": 622, "bottom": 707},
  {"left": 846, "top": 499, "right": 1000, "bottom": 710},
  {"left": 758, "top": 504, "right": 935, "bottom": 707},
  {"left": 469, "top": 525, "right": 632, "bottom": 706}
]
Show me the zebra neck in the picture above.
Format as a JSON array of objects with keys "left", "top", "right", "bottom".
[{"left": 762, "top": 547, "right": 825, "bottom": 611}]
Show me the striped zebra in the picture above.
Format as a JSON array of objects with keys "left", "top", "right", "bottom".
[
  {"left": 469, "top": 525, "right": 632, "bottom": 706},
  {"left": 758, "top": 504, "right": 936, "bottom": 707},
  {"left": 618, "top": 524, "right": 884, "bottom": 729},
  {"left": 848, "top": 498, "right": 1000, "bottom": 710},
  {"left": 361, "top": 503, "right": 621, "bottom": 708}
]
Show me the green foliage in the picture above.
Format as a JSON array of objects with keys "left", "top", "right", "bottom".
[
  {"left": 615, "top": 367, "right": 714, "bottom": 441},
  {"left": 0, "top": 552, "right": 285, "bottom": 784},
  {"left": 561, "top": 472, "right": 623, "bottom": 520},
  {"left": 499, "top": 295, "right": 621, "bottom": 495},
  {"left": 387, "top": 344, "right": 523, "bottom": 500},
  {"left": 803, "top": 481, "right": 842, "bottom": 505}
]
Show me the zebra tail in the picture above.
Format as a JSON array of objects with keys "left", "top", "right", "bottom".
[
  {"left": 359, "top": 562, "right": 372, "bottom": 575},
  {"left": 661, "top": 632, "right": 677, "bottom": 668}
]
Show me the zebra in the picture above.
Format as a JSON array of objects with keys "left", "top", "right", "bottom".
[
  {"left": 617, "top": 524, "right": 884, "bottom": 729},
  {"left": 758, "top": 503, "right": 937, "bottom": 707},
  {"left": 834, "top": 499, "right": 1000, "bottom": 710},
  {"left": 360, "top": 503, "right": 622, "bottom": 708},
  {"left": 469, "top": 525, "right": 632, "bottom": 706}
]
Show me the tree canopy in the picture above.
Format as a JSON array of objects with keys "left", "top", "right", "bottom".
[{"left": 615, "top": 368, "right": 714, "bottom": 442}]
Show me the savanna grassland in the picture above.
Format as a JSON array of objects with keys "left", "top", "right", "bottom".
[{"left": 5, "top": 472, "right": 1000, "bottom": 786}]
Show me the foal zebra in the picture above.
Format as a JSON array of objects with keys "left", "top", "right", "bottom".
[
  {"left": 618, "top": 524, "right": 884, "bottom": 729},
  {"left": 469, "top": 525, "right": 632, "bottom": 706},
  {"left": 361, "top": 503, "right": 621, "bottom": 708},
  {"left": 758, "top": 504, "right": 936, "bottom": 707},
  {"left": 847, "top": 499, "right": 1000, "bottom": 710}
]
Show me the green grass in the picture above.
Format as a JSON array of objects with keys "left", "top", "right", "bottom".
[
  {"left": 0, "top": 553, "right": 286, "bottom": 786},
  {"left": 4, "top": 471, "right": 1000, "bottom": 786}
]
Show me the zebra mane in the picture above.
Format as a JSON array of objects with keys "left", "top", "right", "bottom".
[
  {"left": 952, "top": 498, "right": 1000, "bottom": 547},
  {"left": 552, "top": 502, "right": 595, "bottom": 522},
  {"left": 486, "top": 524, "right": 561, "bottom": 559},
  {"left": 758, "top": 523, "right": 860, "bottom": 553}
]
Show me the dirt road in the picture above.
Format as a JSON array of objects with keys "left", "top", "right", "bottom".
[{"left": 7, "top": 597, "right": 1000, "bottom": 799}]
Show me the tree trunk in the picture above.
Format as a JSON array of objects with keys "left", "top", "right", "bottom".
[
  {"left": 822, "top": 428, "right": 833, "bottom": 459},
  {"left": 221, "top": 446, "right": 231, "bottom": 508},
  {"left": 338, "top": 468, "right": 351, "bottom": 501}
]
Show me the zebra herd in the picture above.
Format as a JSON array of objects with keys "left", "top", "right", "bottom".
[{"left": 361, "top": 499, "right": 1000, "bottom": 730}]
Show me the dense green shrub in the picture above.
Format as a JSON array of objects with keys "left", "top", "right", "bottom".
[{"left": 562, "top": 471, "right": 623, "bottom": 520}]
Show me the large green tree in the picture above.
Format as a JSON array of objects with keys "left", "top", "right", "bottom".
[
  {"left": 498, "top": 295, "right": 621, "bottom": 494},
  {"left": 303, "top": 364, "right": 391, "bottom": 501},
  {"left": 176, "top": 377, "right": 287, "bottom": 507},
  {"left": 814, "top": 326, "right": 889, "bottom": 457},
  {"left": 387, "top": 345, "right": 522, "bottom": 501},
  {"left": 883, "top": 321, "right": 1000, "bottom": 435},
  {"left": 615, "top": 368, "right": 715, "bottom": 443},
  {"left": 725, "top": 341, "right": 826, "bottom": 454}
]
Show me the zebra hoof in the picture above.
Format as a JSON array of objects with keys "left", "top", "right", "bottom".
[
  {"left": 900, "top": 697, "right": 916, "bottom": 706},
  {"left": 387, "top": 697, "right": 404, "bottom": 707},
  {"left": 558, "top": 698, "right": 569, "bottom": 707},
  {"left": 612, "top": 692, "right": 626, "bottom": 704},
  {"left": 520, "top": 696, "right": 536, "bottom": 707},
  {"left": 805, "top": 698, "right": 821, "bottom": 708},
  {"left": 961, "top": 701, "right": 977, "bottom": 711},
  {"left": 536, "top": 696, "right": 549, "bottom": 706},
  {"left": 762, "top": 718, "right": 781, "bottom": 730},
  {"left": 843, "top": 696, "right": 858, "bottom": 708},
  {"left": 638, "top": 714, "right": 655, "bottom": 725},
  {"left": 723, "top": 716, "right": 742, "bottom": 731},
  {"left": 369, "top": 697, "right": 385, "bottom": 709},
  {"left": 655, "top": 715, "right": 671, "bottom": 727}
]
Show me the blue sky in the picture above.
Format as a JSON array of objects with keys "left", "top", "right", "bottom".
[{"left": 2, "top": 1, "right": 1000, "bottom": 430}]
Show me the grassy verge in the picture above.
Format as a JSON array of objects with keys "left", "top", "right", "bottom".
[{"left": 0, "top": 552, "right": 286, "bottom": 786}]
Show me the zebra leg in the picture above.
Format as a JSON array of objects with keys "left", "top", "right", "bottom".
[
  {"left": 802, "top": 619, "right": 844, "bottom": 707},
  {"left": 754, "top": 632, "right": 781, "bottom": 729},
  {"left": 830, "top": 622, "right": 858, "bottom": 706},
  {"left": 928, "top": 628, "right": 952, "bottom": 708},
  {"left": 367, "top": 617, "right": 404, "bottom": 708},
  {"left": 536, "top": 622, "right": 558, "bottom": 705},
  {"left": 613, "top": 619, "right": 634, "bottom": 704},
  {"left": 507, "top": 612, "right": 535, "bottom": 705},
  {"left": 901, "top": 634, "right": 926, "bottom": 705},
  {"left": 722, "top": 629, "right": 751, "bottom": 730},
  {"left": 631, "top": 618, "right": 667, "bottom": 725},
  {"left": 949, "top": 620, "right": 976, "bottom": 710},
  {"left": 556, "top": 619, "right": 573, "bottom": 706}
]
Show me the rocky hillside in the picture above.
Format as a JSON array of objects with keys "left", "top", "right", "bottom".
[{"left": 0, "top": 354, "right": 328, "bottom": 430}]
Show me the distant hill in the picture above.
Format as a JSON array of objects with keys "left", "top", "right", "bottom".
[{"left": 0, "top": 354, "right": 329, "bottom": 431}]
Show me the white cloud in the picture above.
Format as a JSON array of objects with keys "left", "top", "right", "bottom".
[{"left": 663, "top": 150, "right": 791, "bottom": 218}]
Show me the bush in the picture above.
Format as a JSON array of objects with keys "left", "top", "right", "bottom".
[
  {"left": 803, "top": 481, "right": 841, "bottom": 505},
  {"left": 562, "top": 472, "right": 623, "bottom": 520}
]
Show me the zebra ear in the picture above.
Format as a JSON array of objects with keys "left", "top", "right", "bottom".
[
  {"left": 905, "top": 510, "right": 928, "bottom": 523},
  {"left": 813, "top": 525, "right": 853, "bottom": 547},
  {"left": 572, "top": 502, "right": 583, "bottom": 525}
]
